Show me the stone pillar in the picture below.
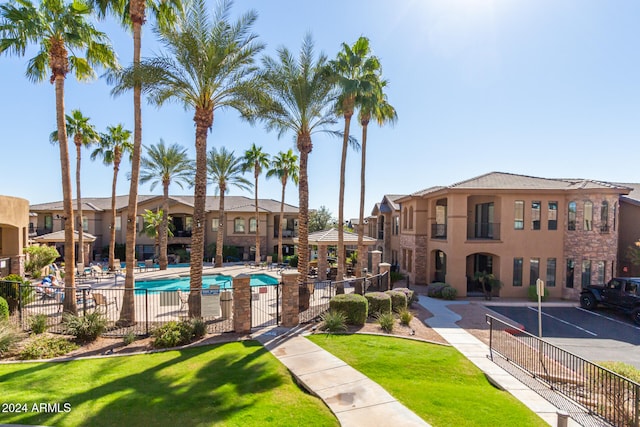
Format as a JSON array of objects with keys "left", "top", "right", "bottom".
[
  {"left": 317, "top": 245, "right": 328, "bottom": 281},
  {"left": 233, "top": 274, "right": 251, "bottom": 334},
  {"left": 371, "top": 250, "right": 382, "bottom": 275},
  {"left": 379, "top": 262, "right": 391, "bottom": 290},
  {"left": 281, "top": 271, "right": 300, "bottom": 327}
]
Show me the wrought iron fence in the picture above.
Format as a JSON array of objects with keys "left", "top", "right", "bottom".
[
  {"left": 251, "top": 282, "right": 280, "bottom": 328},
  {"left": 487, "top": 314, "right": 640, "bottom": 427}
]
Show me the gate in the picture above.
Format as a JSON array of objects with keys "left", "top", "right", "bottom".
[{"left": 251, "top": 283, "right": 280, "bottom": 328}]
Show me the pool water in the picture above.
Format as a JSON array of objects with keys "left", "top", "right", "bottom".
[{"left": 135, "top": 273, "right": 279, "bottom": 292}]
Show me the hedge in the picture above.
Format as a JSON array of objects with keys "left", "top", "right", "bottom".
[
  {"left": 392, "top": 287, "right": 416, "bottom": 305},
  {"left": 426, "top": 282, "right": 449, "bottom": 298},
  {"left": 329, "top": 293, "right": 368, "bottom": 326},
  {"left": 364, "top": 292, "right": 392, "bottom": 316},
  {"left": 385, "top": 290, "right": 407, "bottom": 312}
]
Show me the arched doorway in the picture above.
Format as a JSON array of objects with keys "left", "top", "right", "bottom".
[
  {"left": 466, "top": 252, "right": 500, "bottom": 295},
  {"left": 433, "top": 250, "right": 446, "bottom": 282}
]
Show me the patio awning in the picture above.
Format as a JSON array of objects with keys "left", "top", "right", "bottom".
[
  {"left": 294, "top": 229, "right": 377, "bottom": 246},
  {"left": 33, "top": 230, "right": 97, "bottom": 243}
]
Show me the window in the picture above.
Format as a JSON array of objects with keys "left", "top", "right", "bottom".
[
  {"left": 568, "top": 202, "right": 577, "bottom": 230},
  {"left": 115, "top": 216, "right": 121, "bottom": 231},
  {"left": 584, "top": 201, "right": 593, "bottom": 231},
  {"left": 44, "top": 214, "right": 53, "bottom": 231},
  {"left": 249, "top": 217, "right": 257, "bottom": 233},
  {"left": 613, "top": 203, "right": 617, "bottom": 231},
  {"left": 531, "top": 201, "right": 541, "bottom": 230},
  {"left": 600, "top": 201, "right": 609, "bottom": 233},
  {"left": 514, "top": 201, "right": 524, "bottom": 230},
  {"left": 581, "top": 260, "right": 591, "bottom": 288},
  {"left": 548, "top": 202, "right": 558, "bottom": 230},
  {"left": 82, "top": 216, "right": 89, "bottom": 232},
  {"left": 185, "top": 217, "right": 193, "bottom": 231},
  {"left": 513, "top": 258, "right": 523, "bottom": 287},
  {"left": 566, "top": 259, "right": 575, "bottom": 288},
  {"left": 211, "top": 218, "right": 219, "bottom": 231},
  {"left": 595, "top": 261, "right": 605, "bottom": 284},
  {"left": 530, "top": 258, "right": 540, "bottom": 286},
  {"left": 393, "top": 216, "right": 399, "bottom": 235},
  {"left": 234, "top": 218, "right": 245, "bottom": 233},
  {"left": 408, "top": 207, "right": 414, "bottom": 229},
  {"left": 403, "top": 208, "right": 407, "bottom": 230},
  {"left": 546, "top": 258, "right": 556, "bottom": 287}
]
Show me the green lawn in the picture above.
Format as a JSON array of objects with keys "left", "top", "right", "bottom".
[
  {"left": 308, "top": 334, "right": 547, "bottom": 427},
  {"left": 0, "top": 341, "right": 337, "bottom": 427}
]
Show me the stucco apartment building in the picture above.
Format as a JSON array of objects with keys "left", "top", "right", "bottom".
[
  {"left": 369, "top": 172, "right": 640, "bottom": 300},
  {"left": 0, "top": 195, "right": 30, "bottom": 276},
  {"left": 29, "top": 195, "right": 299, "bottom": 263}
]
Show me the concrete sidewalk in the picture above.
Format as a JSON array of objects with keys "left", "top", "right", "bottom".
[{"left": 252, "top": 327, "right": 429, "bottom": 427}]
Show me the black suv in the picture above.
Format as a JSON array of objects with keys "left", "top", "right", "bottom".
[{"left": 580, "top": 277, "right": 640, "bottom": 325}]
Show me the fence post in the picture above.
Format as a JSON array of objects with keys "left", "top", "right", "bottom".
[
  {"left": 556, "top": 410, "right": 569, "bottom": 427},
  {"left": 371, "top": 251, "right": 382, "bottom": 275},
  {"left": 379, "top": 263, "right": 391, "bottom": 290},
  {"left": 233, "top": 274, "right": 251, "bottom": 334},
  {"left": 281, "top": 271, "right": 300, "bottom": 328}
]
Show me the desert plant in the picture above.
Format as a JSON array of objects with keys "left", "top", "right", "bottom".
[
  {"left": 19, "top": 335, "right": 78, "bottom": 360},
  {"left": 152, "top": 320, "right": 194, "bottom": 348},
  {"left": 63, "top": 312, "right": 107, "bottom": 343},
  {"left": 0, "top": 297, "right": 8, "bottom": 321},
  {"left": 123, "top": 331, "right": 136, "bottom": 346},
  {"left": 441, "top": 286, "right": 458, "bottom": 300},
  {"left": 474, "top": 271, "right": 502, "bottom": 300},
  {"left": 528, "top": 285, "right": 549, "bottom": 302},
  {"left": 426, "top": 282, "right": 448, "bottom": 298},
  {"left": 191, "top": 317, "right": 207, "bottom": 340},
  {"left": 319, "top": 310, "right": 347, "bottom": 333},
  {"left": 0, "top": 321, "right": 20, "bottom": 356},
  {"left": 365, "top": 292, "right": 392, "bottom": 316},
  {"left": 399, "top": 309, "right": 413, "bottom": 326},
  {"left": 393, "top": 287, "right": 417, "bottom": 306},
  {"left": 29, "top": 314, "right": 49, "bottom": 334},
  {"left": 376, "top": 312, "right": 395, "bottom": 333},
  {"left": 385, "top": 290, "right": 408, "bottom": 312},
  {"left": 329, "top": 293, "right": 368, "bottom": 326},
  {"left": 23, "top": 245, "right": 60, "bottom": 278}
]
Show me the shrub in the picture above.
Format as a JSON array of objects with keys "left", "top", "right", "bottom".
[
  {"left": 393, "top": 287, "right": 417, "bottom": 306},
  {"left": 0, "top": 321, "right": 21, "bottom": 356},
  {"left": 0, "top": 297, "right": 8, "bottom": 321},
  {"left": 24, "top": 245, "right": 60, "bottom": 278},
  {"left": 528, "top": 285, "right": 549, "bottom": 302},
  {"left": 1, "top": 275, "right": 34, "bottom": 314},
  {"left": 191, "top": 317, "right": 206, "bottom": 340},
  {"left": 123, "top": 331, "right": 136, "bottom": 346},
  {"left": 390, "top": 271, "right": 405, "bottom": 283},
  {"left": 426, "top": 282, "right": 448, "bottom": 298},
  {"left": 385, "top": 290, "right": 408, "bottom": 312},
  {"left": 63, "top": 312, "right": 107, "bottom": 343},
  {"left": 19, "top": 335, "right": 78, "bottom": 360},
  {"left": 287, "top": 254, "right": 298, "bottom": 268},
  {"left": 399, "top": 309, "right": 413, "bottom": 326},
  {"left": 377, "top": 312, "right": 395, "bottom": 333},
  {"left": 441, "top": 286, "right": 458, "bottom": 300},
  {"left": 329, "top": 293, "right": 368, "bottom": 326},
  {"left": 599, "top": 361, "right": 640, "bottom": 383},
  {"left": 152, "top": 320, "right": 194, "bottom": 348},
  {"left": 365, "top": 292, "right": 392, "bottom": 316},
  {"left": 319, "top": 310, "right": 347, "bottom": 333},
  {"left": 29, "top": 314, "right": 48, "bottom": 334}
]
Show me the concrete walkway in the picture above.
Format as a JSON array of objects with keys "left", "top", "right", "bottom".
[{"left": 252, "top": 327, "right": 429, "bottom": 427}]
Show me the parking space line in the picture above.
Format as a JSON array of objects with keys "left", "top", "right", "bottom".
[
  {"left": 526, "top": 306, "right": 598, "bottom": 336},
  {"left": 576, "top": 307, "right": 640, "bottom": 331}
]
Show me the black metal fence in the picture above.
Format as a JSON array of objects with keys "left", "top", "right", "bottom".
[
  {"left": 487, "top": 314, "right": 640, "bottom": 427},
  {"left": 251, "top": 282, "right": 280, "bottom": 328}
]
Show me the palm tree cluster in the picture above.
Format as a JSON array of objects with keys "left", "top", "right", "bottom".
[{"left": 0, "top": 0, "right": 395, "bottom": 319}]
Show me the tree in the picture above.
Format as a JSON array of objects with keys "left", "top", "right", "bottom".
[
  {"left": 50, "top": 109, "right": 99, "bottom": 266},
  {"left": 141, "top": 208, "right": 173, "bottom": 260},
  {"left": 24, "top": 246, "right": 60, "bottom": 279},
  {"left": 109, "top": 0, "right": 263, "bottom": 318},
  {"left": 91, "top": 124, "right": 133, "bottom": 272},
  {"left": 0, "top": 0, "right": 117, "bottom": 314},
  {"left": 208, "top": 147, "right": 252, "bottom": 267},
  {"left": 266, "top": 149, "right": 298, "bottom": 264},
  {"left": 330, "top": 36, "right": 380, "bottom": 281},
  {"left": 243, "top": 143, "right": 270, "bottom": 263},
  {"left": 140, "top": 140, "right": 193, "bottom": 269},
  {"left": 356, "top": 78, "right": 396, "bottom": 277},
  {"left": 255, "top": 34, "right": 337, "bottom": 282},
  {"left": 309, "top": 206, "right": 335, "bottom": 233}
]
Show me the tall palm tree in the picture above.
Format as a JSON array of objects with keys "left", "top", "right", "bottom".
[
  {"left": 50, "top": 110, "right": 99, "bottom": 266},
  {"left": 91, "top": 124, "right": 133, "bottom": 273},
  {"left": 266, "top": 149, "right": 299, "bottom": 266},
  {"left": 207, "top": 147, "right": 252, "bottom": 268},
  {"left": 330, "top": 36, "right": 380, "bottom": 281},
  {"left": 140, "top": 140, "right": 193, "bottom": 270},
  {"left": 0, "top": 0, "right": 117, "bottom": 314},
  {"left": 356, "top": 79, "right": 397, "bottom": 276},
  {"left": 256, "top": 34, "right": 338, "bottom": 283},
  {"left": 90, "top": 0, "right": 183, "bottom": 304},
  {"left": 109, "top": 0, "right": 263, "bottom": 318},
  {"left": 141, "top": 208, "right": 173, "bottom": 261},
  {"left": 242, "top": 143, "right": 270, "bottom": 264}
]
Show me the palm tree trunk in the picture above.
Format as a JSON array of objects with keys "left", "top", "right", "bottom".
[
  {"left": 297, "top": 133, "right": 311, "bottom": 284},
  {"left": 160, "top": 181, "right": 169, "bottom": 270},
  {"left": 357, "top": 120, "right": 369, "bottom": 278},
  {"left": 55, "top": 74, "right": 77, "bottom": 315},
  {"left": 75, "top": 139, "right": 85, "bottom": 266},
  {"left": 254, "top": 169, "right": 260, "bottom": 263},
  {"left": 337, "top": 113, "right": 353, "bottom": 283},
  {"left": 215, "top": 187, "right": 225, "bottom": 268},
  {"left": 277, "top": 176, "right": 287, "bottom": 265},
  {"left": 109, "top": 160, "right": 119, "bottom": 271}
]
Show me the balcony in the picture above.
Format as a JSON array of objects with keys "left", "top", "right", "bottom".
[
  {"left": 431, "top": 223, "right": 447, "bottom": 239},
  {"left": 274, "top": 229, "right": 297, "bottom": 238},
  {"left": 468, "top": 222, "right": 500, "bottom": 240},
  {"left": 378, "top": 231, "right": 384, "bottom": 240}
]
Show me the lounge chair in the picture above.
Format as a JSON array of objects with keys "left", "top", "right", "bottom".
[
  {"left": 176, "top": 289, "right": 189, "bottom": 312},
  {"left": 93, "top": 292, "right": 118, "bottom": 314},
  {"left": 144, "top": 259, "right": 154, "bottom": 271}
]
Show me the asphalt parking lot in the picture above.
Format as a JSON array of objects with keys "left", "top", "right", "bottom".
[{"left": 487, "top": 304, "right": 640, "bottom": 369}]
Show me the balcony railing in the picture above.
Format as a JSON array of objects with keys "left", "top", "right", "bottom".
[
  {"left": 468, "top": 222, "right": 501, "bottom": 240},
  {"left": 274, "top": 229, "right": 297, "bottom": 238},
  {"left": 431, "top": 223, "right": 447, "bottom": 239}
]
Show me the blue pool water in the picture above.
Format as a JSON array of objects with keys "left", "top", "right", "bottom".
[{"left": 135, "top": 273, "right": 279, "bottom": 292}]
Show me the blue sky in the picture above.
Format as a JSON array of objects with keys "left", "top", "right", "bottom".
[{"left": 2, "top": 0, "right": 639, "bottom": 220}]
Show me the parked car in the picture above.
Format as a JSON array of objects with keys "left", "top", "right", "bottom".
[{"left": 580, "top": 277, "right": 640, "bottom": 325}]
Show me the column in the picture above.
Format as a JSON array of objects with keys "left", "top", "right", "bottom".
[
  {"left": 281, "top": 271, "right": 300, "bottom": 327},
  {"left": 379, "top": 262, "right": 391, "bottom": 290},
  {"left": 371, "top": 250, "right": 382, "bottom": 275},
  {"left": 233, "top": 274, "right": 251, "bottom": 334}
]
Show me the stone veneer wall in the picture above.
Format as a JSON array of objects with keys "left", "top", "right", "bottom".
[
  {"left": 281, "top": 271, "right": 299, "bottom": 327},
  {"left": 232, "top": 274, "right": 251, "bottom": 333},
  {"left": 399, "top": 233, "right": 428, "bottom": 285}
]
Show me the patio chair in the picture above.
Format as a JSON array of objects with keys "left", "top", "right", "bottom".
[
  {"left": 176, "top": 289, "right": 189, "bottom": 312},
  {"left": 144, "top": 259, "right": 154, "bottom": 271},
  {"left": 93, "top": 292, "right": 118, "bottom": 314},
  {"left": 90, "top": 265, "right": 106, "bottom": 281}
]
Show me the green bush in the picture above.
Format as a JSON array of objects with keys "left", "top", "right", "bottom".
[
  {"left": 329, "top": 293, "right": 368, "bottom": 326},
  {"left": 426, "top": 282, "right": 448, "bottom": 298},
  {"left": 385, "top": 290, "right": 408, "bottom": 312},
  {"left": 528, "top": 285, "right": 549, "bottom": 302},
  {"left": 29, "top": 314, "right": 48, "bottom": 334},
  {"left": 19, "top": 335, "right": 78, "bottom": 360},
  {"left": 0, "top": 297, "right": 8, "bottom": 321},
  {"left": 365, "top": 292, "right": 392, "bottom": 316},
  {"left": 399, "top": 309, "right": 413, "bottom": 326},
  {"left": 599, "top": 361, "right": 640, "bottom": 383},
  {"left": 390, "top": 271, "right": 405, "bottom": 283},
  {"left": 286, "top": 254, "right": 298, "bottom": 268},
  {"left": 191, "top": 317, "right": 206, "bottom": 340},
  {"left": 0, "top": 321, "right": 20, "bottom": 356},
  {"left": 441, "top": 286, "right": 458, "bottom": 300},
  {"left": 393, "top": 287, "right": 417, "bottom": 305},
  {"left": 123, "top": 331, "right": 136, "bottom": 346},
  {"left": 1, "top": 275, "right": 34, "bottom": 314},
  {"left": 63, "top": 312, "right": 107, "bottom": 343},
  {"left": 377, "top": 312, "right": 395, "bottom": 333},
  {"left": 24, "top": 245, "right": 60, "bottom": 278},
  {"left": 152, "top": 320, "right": 194, "bottom": 348},
  {"left": 319, "top": 310, "right": 347, "bottom": 333}
]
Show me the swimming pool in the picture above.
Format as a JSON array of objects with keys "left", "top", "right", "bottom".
[{"left": 135, "top": 273, "right": 279, "bottom": 292}]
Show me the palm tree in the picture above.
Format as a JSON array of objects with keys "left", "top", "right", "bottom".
[
  {"left": 141, "top": 208, "right": 173, "bottom": 261},
  {"left": 356, "top": 79, "right": 397, "bottom": 276},
  {"left": 266, "top": 149, "right": 298, "bottom": 266},
  {"left": 242, "top": 143, "right": 270, "bottom": 264},
  {"left": 140, "top": 140, "right": 193, "bottom": 270},
  {"left": 50, "top": 110, "right": 99, "bottom": 267},
  {"left": 109, "top": 0, "right": 263, "bottom": 318},
  {"left": 330, "top": 36, "right": 381, "bottom": 281},
  {"left": 0, "top": 0, "right": 117, "bottom": 314},
  {"left": 256, "top": 34, "right": 338, "bottom": 283},
  {"left": 208, "top": 147, "right": 252, "bottom": 267},
  {"left": 90, "top": 0, "right": 183, "bottom": 303},
  {"left": 91, "top": 124, "right": 133, "bottom": 273}
]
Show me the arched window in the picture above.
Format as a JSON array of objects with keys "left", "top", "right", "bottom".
[
  {"left": 584, "top": 201, "right": 593, "bottom": 231},
  {"left": 568, "top": 202, "right": 576, "bottom": 231},
  {"left": 600, "top": 201, "right": 609, "bottom": 232},
  {"left": 234, "top": 218, "right": 245, "bottom": 233},
  {"left": 249, "top": 217, "right": 257, "bottom": 233},
  {"left": 403, "top": 208, "right": 407, "bottom": 230},
  {"left": 409, "top": 206, "right": 414, "bottom": 229}
]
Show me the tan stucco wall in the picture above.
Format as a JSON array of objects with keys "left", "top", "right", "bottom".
[{"left": 0, "top": 195, "right": 29, "bottom": 275}]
